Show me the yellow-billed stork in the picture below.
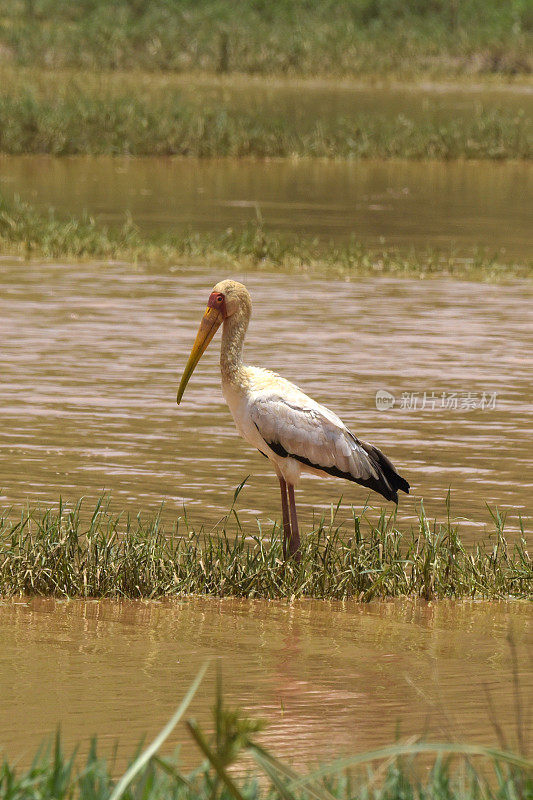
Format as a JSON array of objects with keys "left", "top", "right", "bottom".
[{"left": 177, "top": 280, "right": 409, "bottom": 560}]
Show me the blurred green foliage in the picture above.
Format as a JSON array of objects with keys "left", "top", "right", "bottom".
[
  {"left": 0, "top": 0, "right": 531, "bottom": 76},
  {"left": 0, "top": 71, "right": 530, "bottom": 157}
]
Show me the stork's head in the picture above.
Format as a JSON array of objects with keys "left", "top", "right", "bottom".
[{"left": 177, "top": 280, "right": 251, "bottom": 404}]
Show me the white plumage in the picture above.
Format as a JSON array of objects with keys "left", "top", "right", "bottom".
[
  {"left": 177, "top": 279, "right": 409, "bottom": 560},
  {"left": 224, "top": 367, "right": 380, "bottom": 489}
]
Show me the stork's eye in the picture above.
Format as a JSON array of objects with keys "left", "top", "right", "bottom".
[{"left": 217, "top": 294, "right": 224, "bottom": 303}]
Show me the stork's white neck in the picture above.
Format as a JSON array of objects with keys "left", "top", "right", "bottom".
[{"left": 220, "top": 305, "right": 250, "bottom": 383}]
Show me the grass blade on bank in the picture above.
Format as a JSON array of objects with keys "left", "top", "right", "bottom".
[
  {"left": 108, "top": 661, "right": 208, "bottom": 800},
  {"left": 285, "top": 742, "right": 533, "bottom": 793},
  {"left": 186, "top": 720, "right": 246, "bottom": 800}
]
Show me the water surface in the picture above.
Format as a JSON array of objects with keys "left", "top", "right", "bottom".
[
  {"left": 0, "top": 597, "right": 530, "bottom": 770},
  {"left": 167, "top": 76, "right": 533, "bottom": 122},
  {"left": 1, "top": 156, "right": 531, "bottom": 260},
  {"left": 1, "top": 263, "right": 531, "bottom": 534}
]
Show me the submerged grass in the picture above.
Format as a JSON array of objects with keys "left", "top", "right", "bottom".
[
  {"left": 0, "top": 70, "right": 530, "bottom": 159},
  {"left": 1, "top": 193, "right": 530, "bottom": 281},
  {"left": 0, "top": 496, "right": 530, "bottom": 600},
  {"left": 0, "top": 665, "right": 531, "bottom": 800}
]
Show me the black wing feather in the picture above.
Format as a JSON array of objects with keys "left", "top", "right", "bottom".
[{"left": 264, "top": 431, "right": 410, "bottom": 504}]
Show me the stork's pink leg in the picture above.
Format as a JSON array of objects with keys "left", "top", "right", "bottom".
[
  {"left": 287, "top": 484, "right": 301, "bottom": 562},
  {"left": 278, "top": 476, "right": 291, "bottom": 560}
]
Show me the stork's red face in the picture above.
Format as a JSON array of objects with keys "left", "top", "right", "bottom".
[
  {"left": 207, "top": 291, "right": 227, "bottom": 318},
  {"left": 176, "top": 291, "right": 227, "bottom": 404}
]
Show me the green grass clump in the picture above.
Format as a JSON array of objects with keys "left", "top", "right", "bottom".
[
  {"left": 1, "top": 193, "right": 530, "bottom": 281},
  {"left": 0, "top": 0, "right": 531, "bottom": 78},
  {"left": 0, "top": 497, "right": 530, "bottom": 600},
  {"left": 1, "top": 665, "right": 531, "bottom": 800},
  {"left": 0, "top": 74, "right": 530, "bottom": 158}
]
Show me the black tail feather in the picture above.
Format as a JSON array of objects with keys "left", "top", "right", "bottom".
[{"left": 360, "top": 440, "right": 410, "bottom": 504}]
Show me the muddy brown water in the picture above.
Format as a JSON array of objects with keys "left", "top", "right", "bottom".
[
  {"left": 1, "top": 263, "right": 532, "bottom": 533},
  {"left": 0, "top": 597, "right": 531, "bottom": 770},
  {"left": 1, "top": 156, "right": 532, "bottom": 261}
]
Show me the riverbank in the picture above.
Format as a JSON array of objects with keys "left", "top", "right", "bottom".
[
  {"left": 1, "top": 0, "right": 531, "bottom": 79},
  {"left": 0, "top": 69, "right": 531, "bottom": 159},
  {"left": 0, "top": 498, "right": 530, "bottom": 600},
  {"left": 1, "top": 193, "right": 530, "bottom": 281}
]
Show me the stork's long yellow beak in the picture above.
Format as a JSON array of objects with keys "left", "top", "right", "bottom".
[{"left": 177, "top": 306, "right": 224, "bottom": 404}]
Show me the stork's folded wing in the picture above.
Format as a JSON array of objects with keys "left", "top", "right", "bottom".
[{"left": 249, "top": 392, "right": 409, "bottom": 503}]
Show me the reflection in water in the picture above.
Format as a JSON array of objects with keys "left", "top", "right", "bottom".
[
  {"left": 0, "top": 598, "right": 530, "bottom": 769},
  {"left": 0, "top": 263, "right": 531, "bottom": 535},
  {"left": 0, "top": 156, "right": 531, "bottom": 259}
]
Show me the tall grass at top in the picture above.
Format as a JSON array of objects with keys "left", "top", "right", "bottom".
[
  {"left": 0, "top": 0, "right": 531, "bottom": 77},
  {"left": 0, "top": 495, "right": 530, "bottom": 599}
]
